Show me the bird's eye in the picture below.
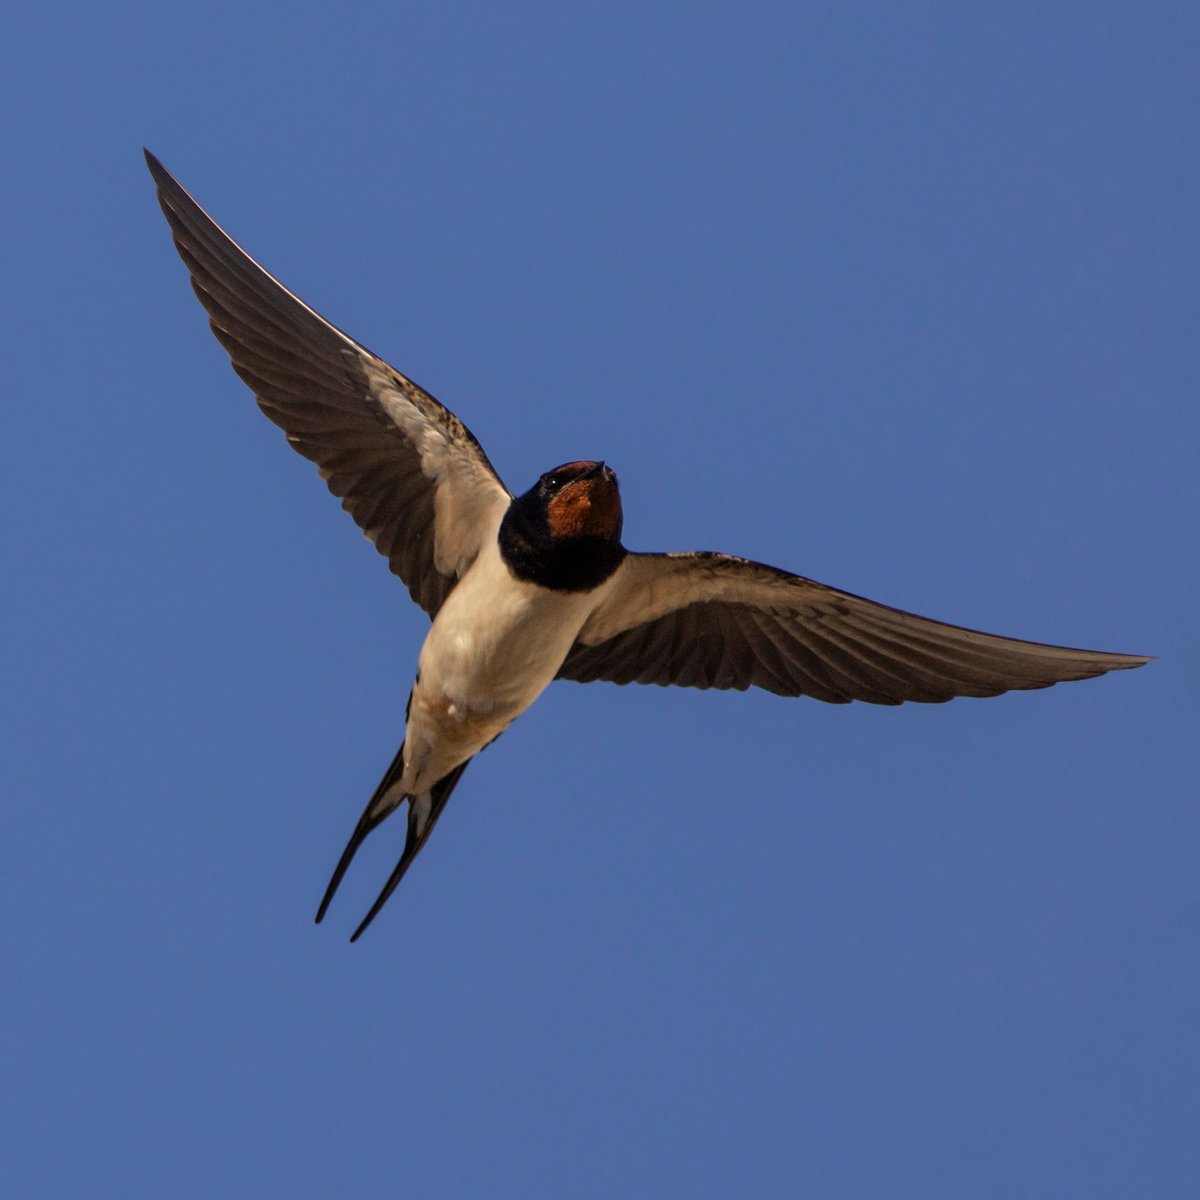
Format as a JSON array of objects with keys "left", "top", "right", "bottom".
[{"left": 544, "top": 474, "right": 562, "bottom": 491}]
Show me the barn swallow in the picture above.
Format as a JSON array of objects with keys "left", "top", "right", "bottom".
[{"left": 145, "top": 150, "right": 1149, "bottom": 941}]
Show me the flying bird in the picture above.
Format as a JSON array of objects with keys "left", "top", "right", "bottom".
[{"left": 145, "top": 150, "right": 1149, "bottom": 941}]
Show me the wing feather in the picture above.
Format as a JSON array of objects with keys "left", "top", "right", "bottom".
[
  {"left": 146, "top": 150, "right": 511, "bottom": 617},
  {"left": 558, "top": 552, "right": 1149, "bottom": 704}
]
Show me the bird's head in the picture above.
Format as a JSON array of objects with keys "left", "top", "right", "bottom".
[
  {"left": 499, "top": 460, "right": 625, "bottom": 590},
  {"left": 532, "top": 460, "right": 623, "bottom": 542}
]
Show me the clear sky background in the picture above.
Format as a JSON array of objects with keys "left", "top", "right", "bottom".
[{"left": 3, "top": 3, "right": 1196, "bottom": 1197}]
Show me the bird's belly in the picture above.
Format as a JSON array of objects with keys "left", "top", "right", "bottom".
[
  {"left": 419, "top": 580, "right": 589, "bottom": 712},
  {"left": 404, "top": 551, "right": 598, "bottom": 788}
]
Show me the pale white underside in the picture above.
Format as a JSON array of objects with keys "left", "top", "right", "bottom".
[{"left": 399, "top": 526, "right": 618, "bottom": 794}]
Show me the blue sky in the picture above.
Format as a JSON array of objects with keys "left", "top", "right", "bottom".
[{"left": 3, "top": 3, "right": 1196, "bottom": 1196}]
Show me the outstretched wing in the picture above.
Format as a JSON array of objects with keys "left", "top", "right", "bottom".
[
  {"left": 558, "top": 552, "right": 1149, "bottom": 704},
  {"left": 146, "top": 150, "right": 511, "bottom": 617}
]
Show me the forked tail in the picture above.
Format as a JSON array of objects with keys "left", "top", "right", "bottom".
[{"left": 314, "top": 742, "right": 472, "bottom": 940}]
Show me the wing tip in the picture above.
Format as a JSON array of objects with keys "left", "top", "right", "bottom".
[
  {"left": 143, "top": 146, "right": 171, "bottom": 189},
  {"left": 1090, "top": 652, "right": 1153, "bottom": 674}
]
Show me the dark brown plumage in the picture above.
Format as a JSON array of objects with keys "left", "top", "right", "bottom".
[
  {"left": 558, "top": 552, "right": 1149, "bottom": 703},
  {"left": 146, "top": 149, "right": 510, "bottom": 618}
]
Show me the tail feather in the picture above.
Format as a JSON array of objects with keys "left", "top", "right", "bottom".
[
  {"left": 314, "top": 739, "right": 409, "bottom": 925},
  {"left": 349, "top": 759, "right": 471, "bottom": 942}
]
